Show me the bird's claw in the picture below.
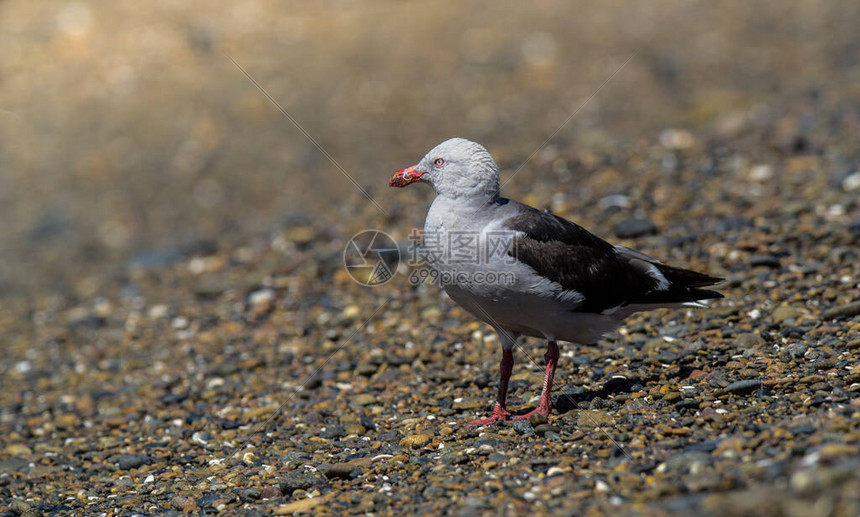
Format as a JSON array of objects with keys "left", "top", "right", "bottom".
[
  {"left": 512, "top": 399, "right": 552, "bottom": 421},
  {"left": 464, "top": 404, "right": 511, "bottom": 428}
]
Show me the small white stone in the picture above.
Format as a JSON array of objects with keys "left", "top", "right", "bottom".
[
  {"left": 546, "top": 466, "right": 565, "bottom": 477},
  {"left": 828, "top": 204, "right": 845, "bottom": 217},
  {"left": 93, "top": 297, "right": 113, "bottom": 318},
  {"left": 248, "top": 288, "right": 276, "bottom": 308},
  {"left": 749, "top": 164, "right": 773, "bottom": 181},
  {"left": 842, "top": 172, "right": 860, "bottom": 192},
  {"left": 171, "top": 316, "right": 188, "bottom": 329},
  {"left": 206, "top": 377, "right": 224, "bottom": 389},
  {"left": 187, "top": 257, "right": 207, "bottom": 275},
  {"left": 148, "top": 304, "right": 168, "bottom": 319}
]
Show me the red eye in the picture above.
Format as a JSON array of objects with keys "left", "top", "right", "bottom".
[{"left": 433, "top": 158, "right": 445, "bottom": 167}]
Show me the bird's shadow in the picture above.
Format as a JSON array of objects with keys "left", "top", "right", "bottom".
[{"left": 518, "top": 365, "right": 701, "bottom": 416}]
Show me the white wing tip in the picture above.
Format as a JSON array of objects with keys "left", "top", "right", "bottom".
[{"left": 683, "top": 301, "right": 709, "bottom": 308}]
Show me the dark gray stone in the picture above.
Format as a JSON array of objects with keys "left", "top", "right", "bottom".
[
  {"left": 116, "top": 454, "right": 153, "bottom": 470},
  {"left": 279, "top": 471, "right": 328, "bottom": 495},
  {"left": 512, "top": 420, "right": 535, "bottom": 436},
  {"left": 614, "top": 218, "right": 658, "bottom": 239},
  {"left": 822, "top": 301, "right": 860, "bottom": 320},
  {"left": 726, "top": 379, "right": 761, "bottom": 395}
]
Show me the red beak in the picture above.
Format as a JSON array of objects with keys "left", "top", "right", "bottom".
[{"left": 389, "top": 165, "right": 426, "bottom": 188}]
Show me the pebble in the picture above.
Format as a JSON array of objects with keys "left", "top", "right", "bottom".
[
  {"left": 279, "top": 471, "right": 328, "bottom": 496},
  {"left": 5, "top": 444, "right": 32, "bottom": 456},
  {"left": 423, "top": 485, "right": 446, "bottom": 498},
  {"left": 842, "top": 172, "right": 860, "bottom": 191},
  {"left": 613, "top": 218, "right": 658, "bottom": 239},
  {"left": 116, "top": 454, "right": 153, "bottom": 470},
  {"left": 675, "top": 399, "right": 700, "bottom": 411},
  {"left": 323, "top": 462, "right": 358, "bottom": 479},
  {"left": 260, "top": 486, "right": 282, "bottom": 499},
  {"left": 787, "top": 343, "right": 809, "bottom": 359},
  {"left": 749, "top": 255, "right": 781, "bottom": 268},
  {"left": 273, "top": 494, "right": 333, "bottom": 515},
  {"left": 9, "top": 500, "right": 39, "bottom": 517},
  {"left": 577, "top": 411, "right": 615, "bottom": 427},
  {"left": 399, "top": 434, "right": 431, "bottom": 449},
  {"left": 663, "top": 391, "right": 682, "bottom": 403},
  {"left": 528, "top": 412, "right": 548, "bottom": 426},
  {"left": 772, "top": 306, "right": 801, "bottom": 323},
  {"left": 194, "top": 278, "right": 228, "bottom": 299},
  {"left": 512, "top": 420, "right": 535, "bottom": 435},
  {"left": 320, "top": 425, "right": 346, "bottom": 439},
  {"left": 355, "top": 363, "right": 378, "bottom": 376},
  {"left": 725, "top": 380, "right": 761, "bottom": 396},
  {"left": 248, "top": 288, "right": 276, "bottom": 315},
  {"left": 353, "top": 393, "right": 377, "bottom": 406},
  {"left": 171, "top": 495, "right": 197, "bottom": 513},
  {"left": 814, "top": 357, "right": 838, "bottom": 370},
  {"left": 821, "top": 301, "right": 860, "bottom": 320},
  {"left": 534, "top": 424, "right": 554, "bottom": 436},
  {"left": 734, "top": 333, "right": 765, "bottom": 349},
  {"left": 240, "top": 488, "right": 261, "bottom": 502}
]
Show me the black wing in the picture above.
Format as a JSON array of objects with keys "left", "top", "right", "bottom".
[{"left": 504, "top": 204, "right": 723, "bottom": 313}]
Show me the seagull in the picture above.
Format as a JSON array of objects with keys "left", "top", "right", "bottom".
[{"left": 390, "top": 138, "right": 723, "bottom": 427}]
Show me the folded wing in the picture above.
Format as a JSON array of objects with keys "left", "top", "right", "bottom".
[{"left": 503, "top": 204, "right": 723, "bottom": 314}]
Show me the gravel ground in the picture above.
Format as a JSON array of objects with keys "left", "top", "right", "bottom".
[
  {"left": 3, "top": 87, "right": 860, "bottom": 515},
  {"left": 3, "top": 2, "right": 860, "bottom": 516}
]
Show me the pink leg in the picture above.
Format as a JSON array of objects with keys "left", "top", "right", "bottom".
[
  {"left": 514, "top": 340, "right": 559, "bottom": 420},
  {"left": 465, "top": 348, "right": 514, "bottom": 427}
]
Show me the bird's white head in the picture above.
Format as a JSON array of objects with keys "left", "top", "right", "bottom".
[{"left": 390, "top": 138, "right": 501, "bottom": 201}]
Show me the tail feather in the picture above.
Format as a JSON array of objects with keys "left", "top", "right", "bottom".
[
  {"left": 635, "top": 264, "right": 723, "bottom": 306},
  {"left": 610, "top": 245, "right": 725, "bottom": 310},
  {"left": 654, "top": 263, "right": 723, "bottom": 288}
]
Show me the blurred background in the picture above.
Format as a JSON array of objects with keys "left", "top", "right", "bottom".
[{"left": 1, "top": 0, "right": 859, "bottom": 298}]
